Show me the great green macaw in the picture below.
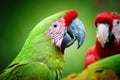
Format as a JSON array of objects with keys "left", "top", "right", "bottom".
[{"left": 0, "top": 10, "right": 85, "bottom": 80}]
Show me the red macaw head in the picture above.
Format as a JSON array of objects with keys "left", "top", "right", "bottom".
[{"left": 94, "top": 12, "right": 120, "bottom": 48}]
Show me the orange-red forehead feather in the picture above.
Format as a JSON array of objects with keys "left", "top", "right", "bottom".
[
  {"left": 64, "top": 10, "right": 78, "bottom": 27},
  {"left": 95, "top": 12, "right": 120, "bottom": 28}
]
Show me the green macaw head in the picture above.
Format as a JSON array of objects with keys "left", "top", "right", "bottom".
[{"left": 25, "top": 10, "right": 85, "bottom": 51}]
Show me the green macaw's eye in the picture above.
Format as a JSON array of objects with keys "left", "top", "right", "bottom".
[{"left": 53, "top": 24, "right": 58, "bottom": 28}]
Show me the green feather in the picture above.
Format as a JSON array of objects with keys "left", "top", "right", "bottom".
[
  {"left": 88, "top": 54, "right": 120, "bottom": 75},
  {"left": 0, "top": 11, "right": 65, "bottom": 80},
  {"left": 76, "top": 54, "right": 120, "bottom": 80}
]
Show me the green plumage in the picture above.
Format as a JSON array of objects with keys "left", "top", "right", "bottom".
[
  {"left": 0, "top": 11, "right": 65, "bottom": 80},
  {"left": 63, "top": 54, "right": 120, "bottom": 80},
  {"left": 88, "top": 54, "right": 120, "bottom": 75},
  {"left": 78, "top": 54, "right": 120, "bottom": 80}
]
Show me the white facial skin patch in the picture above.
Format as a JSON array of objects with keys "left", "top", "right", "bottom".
[
  {"left": 112, "top": 19, "right": 120, "bottom": 41},
  {"left": 46, "top": 18, "right": 66, "bottom": 48},
  {"left": 97, "top": 23, "right": 109, "bottom": 48}
]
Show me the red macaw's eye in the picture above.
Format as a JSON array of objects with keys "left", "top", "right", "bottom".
[{"left": 117, "top": 20, "right": 120, "bottom": 25}]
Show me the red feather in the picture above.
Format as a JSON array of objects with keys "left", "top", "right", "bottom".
[
  {"left": 84, "top": 45, "right": 99, "bottom": 69},
  {"left": 84, "top": 38, "right": 120, "bottom": 68},
  {"left": 64, "top": 10, "right": 78, "bottom": 27},
  {"left": 95, "top": 12, "right": 120, "bottom": 29}
]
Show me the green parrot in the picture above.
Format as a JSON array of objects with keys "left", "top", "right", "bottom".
[
  {"left": 0, "top": 10, "right": 85, "bottom": 80},
  {"left": 63, "top": 54, "right": 120, "bottom": 80}
]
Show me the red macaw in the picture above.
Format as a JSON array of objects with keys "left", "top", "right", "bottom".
[{"left": 84, "top": 12, "right": 120, "bottom": 68}]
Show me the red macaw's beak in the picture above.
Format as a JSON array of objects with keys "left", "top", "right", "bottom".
[{"left": 97, "top": 23, "right": 115, "bottom": 48}]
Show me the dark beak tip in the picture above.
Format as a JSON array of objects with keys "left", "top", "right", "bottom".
[
  {"left": 77, "top": 47, "right": 80, "bottom": 49},
  {"left": 77, "top": 42, "right": 82, "bottom": 49}
]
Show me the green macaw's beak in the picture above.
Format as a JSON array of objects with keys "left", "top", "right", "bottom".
[{"left": 61, "top": 18, "right": 85, "bottom": 49}]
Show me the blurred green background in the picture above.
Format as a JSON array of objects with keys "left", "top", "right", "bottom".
[{"left": 0, "top": 0, "right": 120, "bottom": 78}]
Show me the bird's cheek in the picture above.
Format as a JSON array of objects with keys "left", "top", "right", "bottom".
[{"left": 52, "top": 28, "right": 66, "bottom": 48}]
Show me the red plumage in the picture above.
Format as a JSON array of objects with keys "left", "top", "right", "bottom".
[
  {"left": 64, "top": 10, "right": 78, "bottom": 27},
  {"left": 84, "top": 12, "right": 120, "bottom": 69},
  {"left": 95, "top": 12, "right": 120, "bottom": 29},
  {"left": 84, "top": 39, "right": 120, "bottom": 68}
]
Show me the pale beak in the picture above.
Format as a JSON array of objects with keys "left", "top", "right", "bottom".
[{"left": 97, "top": 23, "right": 109, "bottom": 48}]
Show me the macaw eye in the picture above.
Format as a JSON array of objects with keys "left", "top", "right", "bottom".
[
  {"left": 113, "top": 19, "right": 120, "bottom": 27},
  {"left": 53, "top": 24, "right": 58, "bottom": 28},
  {"left": 117, "top": 21, "right": 120, "bottom": 25}
]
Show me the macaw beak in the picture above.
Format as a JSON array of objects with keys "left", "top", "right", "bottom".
[
  {"left": 97, "top": 23, "right": 115, "bottom": 48},
  {"left": 61, "top": 18, "right": 85, "bottom": 49}
]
